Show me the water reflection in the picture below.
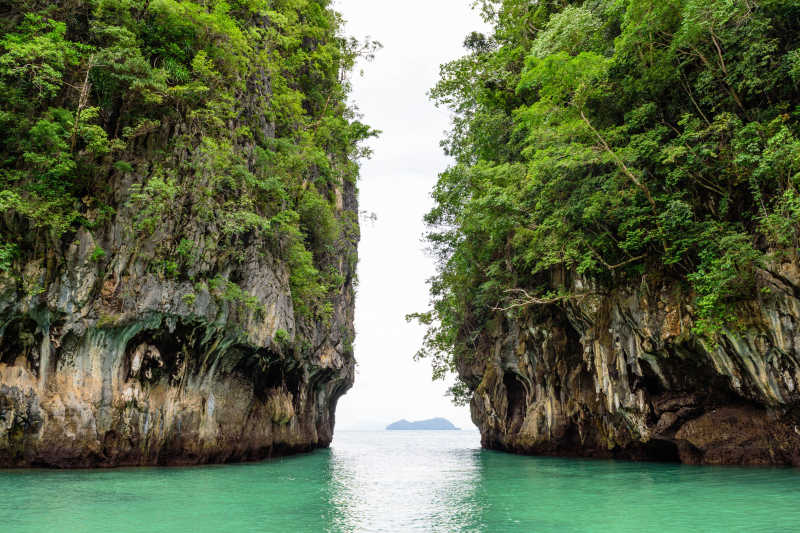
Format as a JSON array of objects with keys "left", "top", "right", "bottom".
[
  {"left": 1, "top": 431, "right": 799, "bottom": 532},
  {"left": 327, "top": 431, "right": 483, "bottom": 532}
]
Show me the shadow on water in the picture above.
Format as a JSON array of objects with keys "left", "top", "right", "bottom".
[
  {"left": 1, "top": 431, "right": 799, "bottom": 532},
  {"left": 469, "top": 450, "right": 800, "bottom": 532}
]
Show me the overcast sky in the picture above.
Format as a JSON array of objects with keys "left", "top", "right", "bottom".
[{"left": 332, "top": 1, "right": 487, "bottom": 431}]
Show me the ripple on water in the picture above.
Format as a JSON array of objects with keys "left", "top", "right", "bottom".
[{"left": 1, "top": 431, "right": 799, "bottom": 532}]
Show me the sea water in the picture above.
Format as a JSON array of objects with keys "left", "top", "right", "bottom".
[{"left": 1, "top": 430, "right": 798, "bottom": 532}]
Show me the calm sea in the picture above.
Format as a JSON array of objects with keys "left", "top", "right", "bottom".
[{"left": 1, "top": 430, "right": 798, "bottom": 532}]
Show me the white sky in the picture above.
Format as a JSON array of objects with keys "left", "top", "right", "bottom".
[{"left": 332, "top": 1, "right": 487, "bottom": 431}]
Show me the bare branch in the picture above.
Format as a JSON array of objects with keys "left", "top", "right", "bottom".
[
  {"left": 71, "top": 55, "right": 95, "bottom": 153},
  {"left": 677, "top": 70, "right": 711, "bottom": 126},
  {"left": 579, "top": 109, "right": 668, "bottom": 253},
  {"left": 492, "top": 288, "right": 594, "bottom": 311},
  {"left": 585, "top": 243, "right": 646, "bottom": 271}
]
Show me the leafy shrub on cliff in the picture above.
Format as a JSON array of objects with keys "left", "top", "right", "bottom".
[
  {"left": 416, "top": 0, "right": 800, "bottom": 398},
  {"left": 0, "top": 0, "right": 377, "bottom": 324}
]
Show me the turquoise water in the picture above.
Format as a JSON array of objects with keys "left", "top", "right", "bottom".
[{"left": 1, "top": 431, "right": 799, "bottom": 532}]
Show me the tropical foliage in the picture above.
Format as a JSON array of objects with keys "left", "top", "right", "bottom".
[
  {"left": 415, "top": 0, "right": 800, "bottom": 402},
  {"left": 0, "top": 0, "right": 377, "bottom": 321}
]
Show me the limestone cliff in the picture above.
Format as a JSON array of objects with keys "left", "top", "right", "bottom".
[
  {"left": 462, "top": 261, "right": 800, "bottom": 465},
  {"left": 0, "top": 1, "right": 364, "bottom": 467},
  {"left": 420, "top": 0, "right": 800, "bottom": 467},
  {"left": 0, "top": 217, "right": 356, "bottom": 467}
]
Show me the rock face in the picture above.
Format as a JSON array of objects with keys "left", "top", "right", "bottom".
[
  {"left": 0, "top": 191, "right": 356, "bottom": 467},
  {"left": 462, "top": 262, "right": 800, "bottom": 465},
  {"left": 0, "top": 196, "right": 356, "bottom": 467},
  {"left": 0, "top": 4, "right": 360, "bottom": 467}
]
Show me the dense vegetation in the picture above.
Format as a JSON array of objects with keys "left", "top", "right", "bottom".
[
  {"left": 0, "top": 0, "right": 376, "bottom": 323},
  {"left": 414, "top": 0, "right": 800, "bottom": 402}
]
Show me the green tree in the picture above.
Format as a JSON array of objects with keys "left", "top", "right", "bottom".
[
  {"left": 0, "top": 0, "right": 378, "bottom": 327},
  {"left": 416, "top": 0, "right": 800, "bottom": 400}
]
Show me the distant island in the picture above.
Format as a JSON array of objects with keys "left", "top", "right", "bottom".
[{"left": 386, "top": 418, "right": 460, "bottom": 430}]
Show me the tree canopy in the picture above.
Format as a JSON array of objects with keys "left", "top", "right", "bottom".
[
  {"left": 414, "top": 0, "right": 800, "bottom": 403},
  {"left": 0, "top": 0, "right": 377, "bottom": 323}
]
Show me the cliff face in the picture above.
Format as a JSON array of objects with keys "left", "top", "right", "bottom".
[
  {"left": 0, "top": 2, "right": 364, "bottom": 467},
  {"left": 422, "top": 0, "right": 800, "bottom": 467},
  {"left": 462, "top": 262, "right": 800, "bottom": 465},
  {"left": 0, "top": 165, "right": 357, "bottom": 468}
]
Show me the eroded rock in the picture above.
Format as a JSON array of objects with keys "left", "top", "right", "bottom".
[
  {"left": 464, "top": 265, "right": 800, "bottom": 465},
  {"left": 0, "top": 172, "right": 357, "bottom": 469}
]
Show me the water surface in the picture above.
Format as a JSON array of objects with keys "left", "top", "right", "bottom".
[{"left": 1, "top": 431, "right": 798, "bottom": 532}]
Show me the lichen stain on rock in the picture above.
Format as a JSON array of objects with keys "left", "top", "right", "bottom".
[{"left": 465, "top": 265, "right": 800, "bottom": 466}]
